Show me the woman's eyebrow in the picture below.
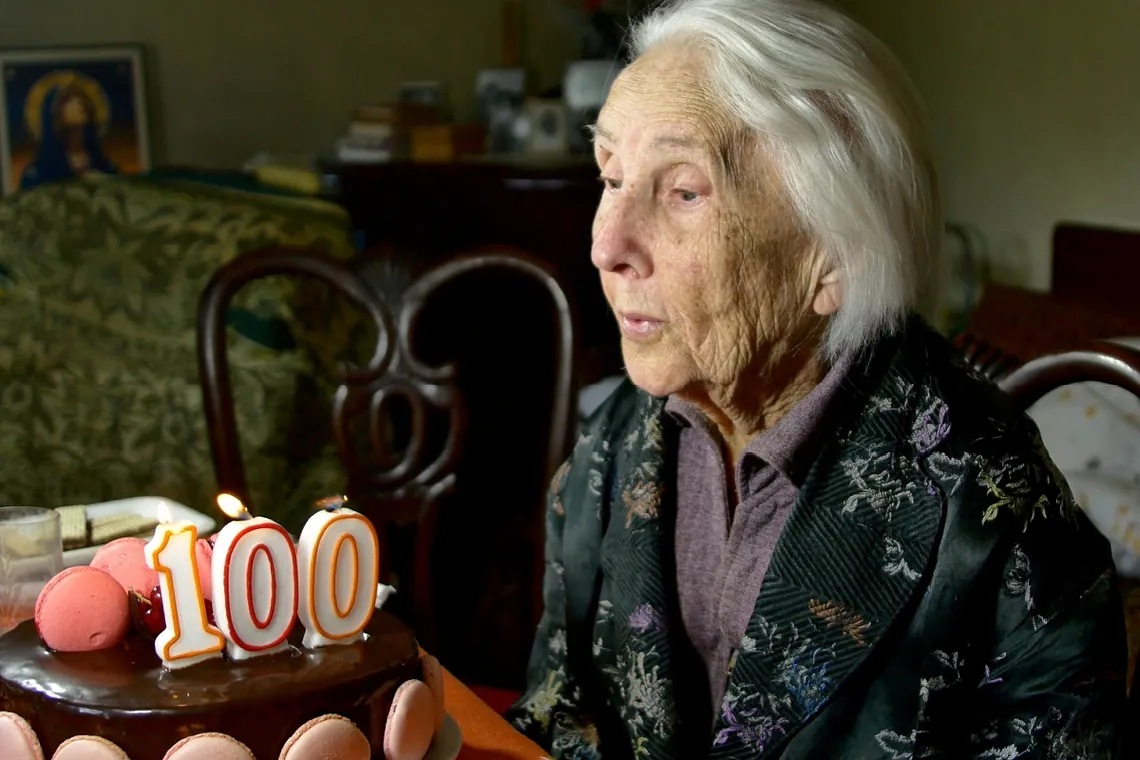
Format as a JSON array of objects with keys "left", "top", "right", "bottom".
[
  {"left": 591, "top": 124, "right": 703, "bottom": 153},
  {"left": 651, "top": 133, "right": 702, "bottom": 152}
]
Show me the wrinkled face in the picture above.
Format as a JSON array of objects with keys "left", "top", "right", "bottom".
[{"left": 592, "top": 44, "right": 828, "bottom": 400}]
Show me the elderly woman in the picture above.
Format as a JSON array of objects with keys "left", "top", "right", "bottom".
[{"left": 506, "top": 0, "right": 1127, "bottom": 757}]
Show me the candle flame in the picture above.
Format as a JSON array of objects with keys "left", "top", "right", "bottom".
[
  {"left": 216, "top": 493, "right": 249, "bottom": 520},
  {"left": 155, "top": 501, "right": 174, "bottom": 525}
]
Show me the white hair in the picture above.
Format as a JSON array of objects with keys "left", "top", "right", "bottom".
[{"left": 629, "top": 0, "right": 942, "bottom": 361}]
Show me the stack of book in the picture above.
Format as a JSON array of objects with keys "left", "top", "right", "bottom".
[{"left": 335, "top": 102, "right": 440, "bottom": 163}]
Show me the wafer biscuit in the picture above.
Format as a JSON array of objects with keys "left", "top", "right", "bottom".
[
  {"left": 89, "top": 514, "right": 158, "bottom": 544},
  {"left": 89, "top": 512, "right": 138, "bottom": 530},
  {"left": 56, "top": 505, "right": 88, "bottom": 549}
]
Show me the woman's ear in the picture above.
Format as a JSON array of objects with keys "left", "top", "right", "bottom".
[{"left": 812, "top": 270, "right": 843, "bottom": 316}]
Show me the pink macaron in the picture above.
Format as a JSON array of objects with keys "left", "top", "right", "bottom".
[
  {"left": 162, "top": 732, "right": 254, "bottom": 760},
  {"left": 279, "top": 714, "right": 370, "bottom": 760},
  {"left": 419, "top": 654, "right": 446, "bottom": 732},
  {"left": 194, "top": 538, "right": 213, "bottom": 601},
  {"left": 0, "top": 712, "right": 43, "bottom": 760},
  {"left": 35, "top": 566, "right": 130, "bottom": 652},
  {"left": 384, "top": 680, "right": 435, "bottom": 760},
  {"left": 51, "top": 735, "right": 129, "bottom": 760},
  {"left": 90, "top": 538, "right": 159, "bottom": 596}
]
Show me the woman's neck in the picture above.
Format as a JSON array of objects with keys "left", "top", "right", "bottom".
[{"left": 679, "top": 340, "right": 827, "bottom": 464}]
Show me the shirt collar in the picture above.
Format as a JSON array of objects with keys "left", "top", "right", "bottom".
[{"left": 664, "top": 347, "right": 858, "bottom": 486}]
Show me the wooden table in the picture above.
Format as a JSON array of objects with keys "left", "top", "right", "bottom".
[{"left": 442, "top": 666, "right": 550, "bottom": 759}]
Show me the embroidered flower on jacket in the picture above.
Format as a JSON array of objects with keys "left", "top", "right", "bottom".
[
  {"left": 553, "top": 458, "right": 571, "bottom": 490},
  {"left": 808, "top": 599, "right": 871, "bottom": 646},
  {"left": 913, "top": 401, "right": 951, "bottom": 455},
  {"left": 1030, "top": 431, "right": 1080, "bottom": 519},
  {"left": 548, "top": 628, "right": 568, "bottom": 657},
  {"left": 777, "top": 648, "right": 833, "bottom": 715},
  {"left": 979, "top": 469, "right": 1049, "bottom": 529},
  {"left": 714, "top": 688, "right": 790, "bottom": 751},
  {"left": 628, "top": 603, "right": 665, "bottom": 634},
  {"left": 623, "top": 477, "right": 662, "bottom": 528},
  {"left": 611, "top": 647, "right": 673, "bottom": 741},
  {"left": 588, "top": 468, "right": 605, "bottom": 497},
  {"left": 550, "top": 459, "right": 572, "bottom": 515},
  {"left": 874, "top": 728, "right": 917, "bottom": 759},
  {"left": 521, "top": 668, "right": 566, "bottom": 732},
  {"left": 641, "top": 413, "right": 665, "bottom": 452},
  {"left": 979, "top": 662, "right": 1005, "bottom": 688},
  {"left": 882, "top": 536, "right": 921, "bottom": 581},
  {"left": 551, "top": 714, "right": 602, "bottom": 760},
  {"left": 839, "top": 449, "right": 919, "bottom": 523},
  {"left": 1003, "top": 543, "right": 1035, "bottom": 612}
]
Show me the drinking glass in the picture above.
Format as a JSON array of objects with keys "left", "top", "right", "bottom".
[{"left": 0, "top": 507, "right": 63, "bottom": 636}]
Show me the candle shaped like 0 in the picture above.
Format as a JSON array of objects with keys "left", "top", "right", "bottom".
[
  {"left": 297, "top": 507, "right": 381, "bottom": 648},
  {"left": 144, "top": 521, "right": 226, "bottom": 669},
  {"left": 210, "top": 517, "right": 299, "bottom": 660}
]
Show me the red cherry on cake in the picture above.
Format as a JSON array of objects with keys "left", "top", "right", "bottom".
[
  {"left": 132, "top": 585, "right": 216, "bottom": 638},
  {"left": 128, "top": 590, "right": 150, "bottom": 637},
  {"left": 137, "top": 585, "right": 166, "bottom": 637}
]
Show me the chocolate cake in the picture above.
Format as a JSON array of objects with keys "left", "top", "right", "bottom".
[{"left": 0, "top": 611, "right": 425, "bottom": 760}]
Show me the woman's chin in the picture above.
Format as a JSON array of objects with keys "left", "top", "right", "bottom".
[{"left": 621, "top": 350, "right": 687, "bottom": 399}]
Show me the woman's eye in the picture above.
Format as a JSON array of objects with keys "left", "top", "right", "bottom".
[
  {"left": 599, "top": 176, "right": 622, "bottom": 191},
  {"left": 675, "top": 189, "right": 700, "bottom": 203}
]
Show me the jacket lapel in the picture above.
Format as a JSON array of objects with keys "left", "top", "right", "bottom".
[
  {"left": 596, "top": 389, "right": 708, "bottom": 758},
  {"left": 710, "top": 332, "right": 951, "bottom": 758}
]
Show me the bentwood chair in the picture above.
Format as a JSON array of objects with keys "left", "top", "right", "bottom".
[{"left": 196, "top": 245, "right": 576, "bottom": 702}]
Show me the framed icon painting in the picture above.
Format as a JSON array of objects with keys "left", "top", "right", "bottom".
[{"left": 0, "top": 45, "right": 151, "bottom": 196}]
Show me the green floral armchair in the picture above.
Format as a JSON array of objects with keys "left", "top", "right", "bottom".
[{"left": 0, "top": 175, "right": 362, "bottom": 533}]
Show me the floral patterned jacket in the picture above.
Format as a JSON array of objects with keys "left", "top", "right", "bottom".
[{"left": 506, "top": 318, "right": 1127, "bottom": 758}]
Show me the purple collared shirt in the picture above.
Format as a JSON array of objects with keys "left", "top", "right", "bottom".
[{"left": 665, "top": 349, "right": 856, "bottom": 721}]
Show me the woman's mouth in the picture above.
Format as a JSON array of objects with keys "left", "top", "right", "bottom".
[{"left": 618, "top": 312, "right": 664, "bottom": 339}]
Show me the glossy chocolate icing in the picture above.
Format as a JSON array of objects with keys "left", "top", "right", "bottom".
[{"left": 0, "top": 611, "right": 420, "bottom": 760}]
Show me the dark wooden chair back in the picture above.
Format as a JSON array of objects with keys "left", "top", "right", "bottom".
[
  {"left": 998, "top": 342, "right": 1140, "bottom": 410},
  {"left": 197, "top": 246, "right": 575, "bottom": 657},
  {"left": 952, "top": 332, "right": 1020, "bottom": 383}
]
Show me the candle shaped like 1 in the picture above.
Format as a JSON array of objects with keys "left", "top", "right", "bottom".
[
  {"left": 144, "top": 521, "right": 226, "bottom": 669},
  {"left": 211, "top": 516, "right": 298, "bottom": 660},
  {"left": 297, "top": 506, "right": 380, "bottom": 648}
]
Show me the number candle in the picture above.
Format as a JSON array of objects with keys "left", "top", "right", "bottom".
[
  {"left": 211, "top": 516, "right": 298, "bottom": 660},
  {"left": 297, "top": 507, "right": 380, "bottom": 648},
  {"left": 145, "top": 521, "right": 225, "bottom": 669}
]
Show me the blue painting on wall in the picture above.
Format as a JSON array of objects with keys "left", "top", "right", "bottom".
[{"left": 0, "top": 45, "right": 151, "bottom": 196}]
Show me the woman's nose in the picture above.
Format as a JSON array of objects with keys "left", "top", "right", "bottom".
[{"left": 590, "top": 198, "right": 652, "bottom": 279}]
